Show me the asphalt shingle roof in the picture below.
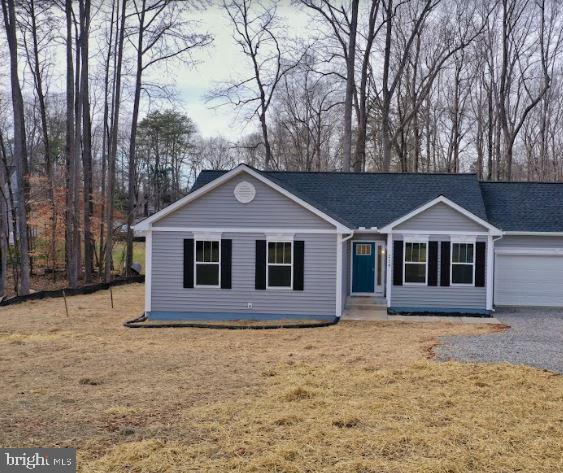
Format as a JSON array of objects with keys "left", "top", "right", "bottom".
[
  {"left": 191, "top": 169, "right": 563, "bottom": 231},
  {"left": 480, "top": 182, "right": 563, "bottom": 232},
  {"left": 191, "top": 169, "right": 488, "bottom": 229}
]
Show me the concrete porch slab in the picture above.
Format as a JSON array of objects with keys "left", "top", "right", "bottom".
[{"left": 341, "top": 309, "right": 501, "bottom": 324}]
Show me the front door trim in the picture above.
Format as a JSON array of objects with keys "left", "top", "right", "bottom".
[{"left": 350, "top": 240, "right": 383, "bottom": 295}]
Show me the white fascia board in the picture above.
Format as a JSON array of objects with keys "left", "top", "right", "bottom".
[
  {"left": 503, "top": 231, "right": 563, "bottom": 236},
  {"left": 379, "top": 195, "right": 502, "bottom": 235},
  {"left": 134, "top": 164, "right": 351, "bottom": 233}
]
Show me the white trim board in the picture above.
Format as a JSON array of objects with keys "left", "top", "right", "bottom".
[
  {"left": 379, "top": 195, "right": 502, "bottom": 235},
  {"left": 151, "top": 227, "right": 340, "bottom": 234},
  {"left": 503, "top": 231, "right": 563, "bottom": 236},
  {"left": 144, "top": 231, "right": 152, "bottom": 312},
  {"left": 134, "top": 164, "right": 351, "bottom": 233},
  {"left": 495, "top": 247, "right": 563, "bottom": 256},
  {"left": 393, "top": 230, "right": 492, "bottom": 236},
  {"left": 336, "top": 234, "right": 343, "bottom": 317}
]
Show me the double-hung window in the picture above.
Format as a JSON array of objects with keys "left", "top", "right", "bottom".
[
  {"left": 404, "top": 241, "right": 427, "bottom": 284},
  {"left": 451, "top": 242, "right": 475, "bottom": 285},
  {"left": 267, "top": 241, "right": 292, "bottom": 288},
  {"left": 195, "top": 240, "right": 220, "bottom": 287}
]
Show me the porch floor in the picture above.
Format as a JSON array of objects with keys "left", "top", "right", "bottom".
[{"left": 341, "top": 309, "right": 501, "bottom": 324}]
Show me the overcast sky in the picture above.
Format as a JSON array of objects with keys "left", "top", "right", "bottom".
[{"left": 171, "top": 3, "right": 313, "bottom": 141}]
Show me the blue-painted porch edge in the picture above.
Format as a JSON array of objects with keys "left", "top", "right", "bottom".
[
  {"left": 147, "top": 311, "right": 336, "bottom": 322},
  {"left": 387, "top": 307, "right": 492, "bottom": 317}
]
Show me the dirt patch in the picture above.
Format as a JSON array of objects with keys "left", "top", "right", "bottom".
[{"left": 0, "top": 284, "right": 561, "bottom": 472}]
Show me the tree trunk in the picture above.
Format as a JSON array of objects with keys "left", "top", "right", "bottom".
[
  {"left": 80, "top": 0, "right": 94, "bottom": 282},
  {"left": 1, "top": 0, "right": 31, "bottom": 295},
  {"left": 104, "top": 0, "right": 127, "bottom": 282},
  {"left": 99, "top": 0, "right": 116, "bottom": 277},
  {"left": 26, "top": 0, "right": 57, "bottom": 278},
  {"left": 343, "top": 0, "right": 359, "bottom": 172},
  {"left": 126, "top": 0, "right": 146, "bottom": 277},
  {"left": 64, "top": 0, "right": 79, "bottom": 288},
  {"left": 381, "top": 0, "right": 393, "bottom": 171}
]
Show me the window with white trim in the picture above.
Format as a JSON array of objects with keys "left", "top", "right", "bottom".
[
  {"left": 404, "top": 241, "right": 427, "bottom": 284},
  {"left": 451, "top": 242, "right": 475, "bottom": 285},
  {"left": 267, "top": 241, "right": 292, "bottom": 288},
  {"left": 195, "top": 240, "right": 220, "bottom": 287}
]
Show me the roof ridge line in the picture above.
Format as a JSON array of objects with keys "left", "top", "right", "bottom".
[
  {"left": 200, "top": 169, "right": 478, "bottom": 176},
  {"left": 481, "top": 180, "right": 563, "bottom": 185}
]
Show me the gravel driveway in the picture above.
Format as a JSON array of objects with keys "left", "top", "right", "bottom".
[{"left": 436, "top": 308, "right": 563, "bottom": 374}]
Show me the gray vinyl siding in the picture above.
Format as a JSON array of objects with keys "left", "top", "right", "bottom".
[
  {"left": 390, "top": 235, "right": 487, "bottom": 310},
  {"left": 155, "top": 173, "right": 334, "bottom": 229},
  {"left": 395, "top": 202, "right": 487, "bottom": 232},
  {"left": 151, "top": 231, "right": 337, "bottom": 316},
  {"left": 496, "top": 235, "right": 563, "bottom": 248}
]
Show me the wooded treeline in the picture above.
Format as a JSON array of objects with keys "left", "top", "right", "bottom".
[{"left": 0, "top": 0, "right": 562, "bottom": 296}]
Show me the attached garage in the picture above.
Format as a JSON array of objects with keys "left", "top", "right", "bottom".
[{"left": 494, "top": 249, "right": 563, "bottom": 306}]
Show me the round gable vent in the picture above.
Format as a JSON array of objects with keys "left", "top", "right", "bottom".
[{"left": 234, "top": 181, "right": 256, "bottom": 203}]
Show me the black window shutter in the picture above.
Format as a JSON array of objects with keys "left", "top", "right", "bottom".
[
  {"left": 475, "top": 242, "right": 486, "bottom": 287},
  {"left": 393, "top": 240, "right": 403, "bottom": 286},
  {"left": 293, "top": 241, "right": 304, "bottom": 291},
  {"left": 255, "top": 240, "right": 266, "bottom": 290},
  {"left": 440, "top": 241, "right": 450, "bottom": 286},
  {"left": 428, "top": 241, "right": 438, "bottom": 286},
  {"left": 183, "top": 239, "right": 194, "bottom": 288},
  {"left": 220, "top": 239, "right": 232, "bottom": 289}
]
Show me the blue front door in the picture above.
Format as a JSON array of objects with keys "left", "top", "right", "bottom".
[{"left": 352, "top": 242, "right": 376, "bottom": 293}]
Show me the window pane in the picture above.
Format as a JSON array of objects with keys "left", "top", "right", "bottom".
[
  {"left": 466, "top": 244, "right": 474, "bottom": 263},
  {"left": 452, "top": 243, "right": 459, "bottom": 262},
  {"left": 269, "top": 242, "right": 292, "bottom": 264},
  {"left": 406, "top": 242, "right": 426, "bottom": 262},
  {"left": 405, "top": 263, "right": 426, "bottom": 283},
  {"left": 405, "top": 243, "right": 412, "bottom": 261},
  {"left": 210, "top": 241, "right": 219, "bottom": 262},
  {"left": 452, "top": 264, "right": 473, "bottom": 284},
  {"left": 196, "top": 241, "right": 204, "bottom": 262},
  {"left": 452, "top": 243, "right": 474, "bottom": 264},
  {"left": 282, "top": 242, "right": 292, "bottom": 264},
  {"left": 196, "top": 264, "right": 219, "bottom": 285},
  {"left": 268, "top": 266, "right": 291, "bottom": 287},
  {"left": 419, "top": 243, "right": 427, "bottom": 262}
]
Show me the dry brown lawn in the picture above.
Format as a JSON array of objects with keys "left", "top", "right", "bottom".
[{"left": 0, "top": 283, "right": 562, "bottom": 472}]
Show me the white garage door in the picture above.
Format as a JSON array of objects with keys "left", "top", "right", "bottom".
[{"left": 495, "top": 252, "right": 563, "bottom": 306}]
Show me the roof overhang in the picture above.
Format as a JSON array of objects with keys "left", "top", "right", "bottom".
[
  {"left": 379, "top": 195, "right": 502, "bottom": 235},
  {"left": 134, "top": 164, "right": 352, "bottom": 233},
  {"left": 503, "top": 231, "right": 563, "bottom": 236}
]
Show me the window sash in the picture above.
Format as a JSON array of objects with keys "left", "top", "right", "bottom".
[
  {"left": 451, "top": 242, "right": 475, "bottom": 285},
  {"left": 403, "top": 242, "right": 428, "bottom": 284},
  {"left": 195, "top": 240, "right": 219, "bottom": 263},
  {"left": 267, "top": 241, "right": 293, "bottom": 288},
  {"left": 194, "top": 240, "right": 220, "bottom": 287}
]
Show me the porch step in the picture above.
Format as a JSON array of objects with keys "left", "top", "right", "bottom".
[{"left": 346, "top": 296, "right": 387, "bottom": 310}]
